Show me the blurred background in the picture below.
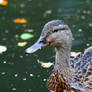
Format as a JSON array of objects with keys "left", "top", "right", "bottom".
[{"left": 0, "top": 0, "right": 92, "bottom": 92}]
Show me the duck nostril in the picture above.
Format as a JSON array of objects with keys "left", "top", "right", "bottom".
[
  {"left": 39, "top": 37, "right": 47, "bottom": 44},
  {"left": 39, "top": 40, "right": 47, "bottom": 44}
]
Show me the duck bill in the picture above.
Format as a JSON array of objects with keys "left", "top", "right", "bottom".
[{"left": 25, "top": 36, "right": 47, "bottom": 54}]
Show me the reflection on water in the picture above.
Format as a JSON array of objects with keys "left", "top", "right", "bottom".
[{"left": 0, "top": 0, "right": 92, "bottom": 92}]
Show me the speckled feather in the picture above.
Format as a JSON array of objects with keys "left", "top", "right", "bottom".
[
  {"left": 71, "top": 47, "right": 92, "bottom": 91},
  {"left": 48, "top": 47, "right": 92, "bottom": 92}
]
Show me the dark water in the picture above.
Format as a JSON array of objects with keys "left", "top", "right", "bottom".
[{"left": 0, "top": 0, "right": 92, "bottom": 92}]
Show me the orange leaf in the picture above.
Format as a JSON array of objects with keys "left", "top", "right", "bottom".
[
  {"left": 0, "top": 0, "right": 8, "bottom": 6},
  {"left": 13, "top": 18, "right": 27, "bottom": 24}
]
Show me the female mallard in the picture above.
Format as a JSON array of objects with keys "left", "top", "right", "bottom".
[{"left": 25, "top": 20, "right": 92, "bottom": 92}]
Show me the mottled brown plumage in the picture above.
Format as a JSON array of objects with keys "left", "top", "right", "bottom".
[
  {"left": 26, "top": 20, "right": 92, "bottom": 92},
  {"left": 48, "top": 69, "right": 81, "bottom": 92}
]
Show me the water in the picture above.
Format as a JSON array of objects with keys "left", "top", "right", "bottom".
[{"left": 0, "top": 0, "right": 92, "bottom": 92}]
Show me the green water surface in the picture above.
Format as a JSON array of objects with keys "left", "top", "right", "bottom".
[{"left": 0, "top": 0, "right": 92, "bottom": 92}]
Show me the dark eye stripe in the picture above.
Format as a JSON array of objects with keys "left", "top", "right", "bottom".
[{"left": 53, "top": 28, "right": 66, "bottom": 32}]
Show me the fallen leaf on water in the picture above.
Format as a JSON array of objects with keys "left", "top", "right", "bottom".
[
  {"left": 12, "top": 88, "right": 16, "bottom": 91},
  {"left": 14, "top": 74, "right": 18, "bottom": 77},
  {"left": 81, "top": 16, "right": 86, "bottom": 20},
  {"left": 71, "top": 52, "right": 81, "bottom": 58},
  {"left": 25, "top": 29, "right": 34, "bottom": 32},
  {"left": 13, "top": 18, "right": 27, "bottom": 23},
  {"left": 78, "top": 29, "right": 82, "bottom": 32},
  {"left": 23, "top": 78, "right": 27, "bottom": 80},
  {"left": 88, "top": 23, "right": 92, "bottom": 27},
  {"left": 0, "top": 0, "right": 8, "bottom": 6},
  {"left": 1, "top": 72, "right": 6, "bottom": 75},
  {"left": 86, "top": 43, "right": 90, "bottom": 46},
  {"left": 43, "top": 78, "right": 47, "bottom": 82},
  {"left": 29, "top": 74, "right": 34, "bottom": 77},
  {"left": 37, "top": 59, "right": 53, "bottom": 68},
  {"left": 43, "top": 10, "right": 52, "bottom": 17},
  {"left": 17, "top": 42, "right": 27, "bottom": 47},
  {"left": 29, "top": 89, "right": 32, "bottom": 91},
  {"left": 0, "top": 45, "right": 7, "bottom": 53},
  {"left": 20, "top": 33, "right": 34, "bottom": 40},
  {"left": 3, "top": 61, "right": 6, "bottom": 63}
]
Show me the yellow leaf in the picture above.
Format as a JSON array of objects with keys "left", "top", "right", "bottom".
[
  {"left": 37, "top": 59, "right": 53, "bottom": 68},
  {"left": 13, "top": 18, "right": 27, "bottom": 23},
  {"left": 17, "top": 42, "right": 27, "bottom": 47},
  {"left": 0, "top": 0, "right": 8, "bottom": 6}
]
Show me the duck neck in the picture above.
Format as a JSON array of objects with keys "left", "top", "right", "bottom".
[{"left": 54, "top": 46, "right": 72, "bottom": 79}]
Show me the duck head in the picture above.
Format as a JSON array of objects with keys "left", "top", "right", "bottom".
[{"left": 25, "top": 20, "right": 72, "bottom": 54}]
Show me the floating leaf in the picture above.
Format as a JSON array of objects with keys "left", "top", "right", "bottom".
[
  {"left": 78, "top": 29, "right": 82, "bottom": 32},
  {"left": 88, "top": 23, "right": 92, "bottom": 27},
  {"left": 25, "top": 29, "right": 34, "bottom": 32},
  {"left": 43, "top": 79, "right": 47, "bottom": 82},
  {"left": 71, "top": 52, "right": 81, "bottom": 58},
  {"left": 86, "top": 43, "right": 90, "bottom": 46},
  {"left": 0, "top": 45, "right": 7, "bottom": 53},
  {"left": 29, "top": 74, "right": 34, "bottom": 77},
  {"left": 81, "top": 16, "right": 85, "bottom": 20},
  {"left": 17, "top": 42, "right": 27, "bottom": 47},
  {"left": 23, "top": 78, "right": 27, "bottom": 80},
  {"left": 12, "top": 88, "right": 16, "bottom": 91},
  {"left": 37, "top": 59, "right": 53, "bottom": 68},
  {"left": 3, "top": 61, "right": 6, "bottom": 63},
  {"left": 1, "top": 72, "right": 6, "bottom": 75},
  {"left": 0, "top": 0, "right": 8, "bottom": 6},
  {"left": 43, "top": 10, "right": 52, "bottom": 17},
  {"left": 14, "top": 74, "right": 18, "bottom": 77},
  {"left": 13, "top": 18, "right": 27, "bottom": 23},
  {"left": 20, "top": 33, "right": 34, "bottom": 40}
]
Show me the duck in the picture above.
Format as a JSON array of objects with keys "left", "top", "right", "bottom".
[{"left": 25, "top": 20, "right": 92, "bottom": 92}]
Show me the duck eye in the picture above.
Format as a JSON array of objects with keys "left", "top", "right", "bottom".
[{"left": 53, "top": 28, "right": 66, "bottom": 33}]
